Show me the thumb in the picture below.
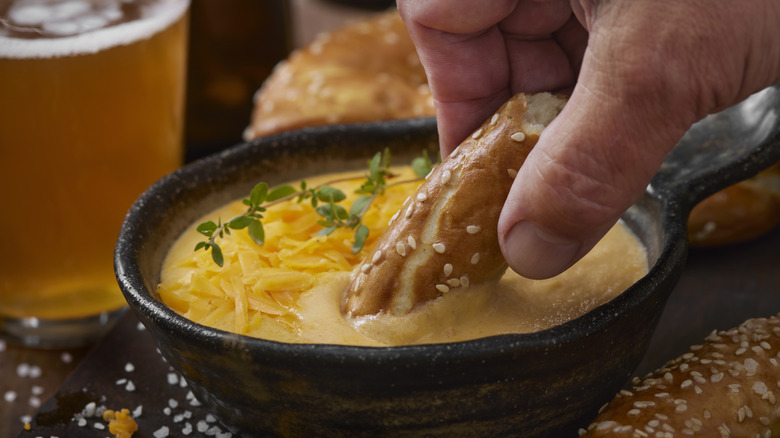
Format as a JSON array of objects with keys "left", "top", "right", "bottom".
[
  {"left": 497, "top": 30, "right": 700, "bottom": 279},
  {"left": 497, "top": 91, "right": 681, "bottom": 279}
]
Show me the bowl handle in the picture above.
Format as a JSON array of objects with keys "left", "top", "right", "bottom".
[{"left": 649, "top": 85, "right": 780, "bottom": 214}]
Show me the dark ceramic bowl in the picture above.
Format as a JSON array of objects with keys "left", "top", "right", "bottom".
[{"left": 115, "top": 86, "right": 780, "bottom": 437}]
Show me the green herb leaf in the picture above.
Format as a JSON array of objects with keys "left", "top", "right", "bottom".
[
  {"left": 331, "top": 203, "right": 349, "bottom": 221},
  {"left": 356, "top": 181, "right": 376, "bottom": 195},
  {"left": 266, "top": 184, "right": 297, "bottom": 202},
  {"left": 318, "top": 226, "right": 337, "bottom": 236},
  {"left": 350, "top": 195, "right": 372, "bottom": 217},
  {"left": 412, "top": 149, "right": 433, "bottom": 178},
  {"left": 316, "top": 219, "right": 334, "bottom": 228},
  {"left": 210, "top": 243, "right": 224, "bottom": 267},
  {"left": 316, "top": 185, "right": 346, "bottom": 203},
  {"left": 248, "top": 220, "right": 265, "bottom": 246},
  {"left": 196, "top": 221, "right": 218, "bottom": 237},
  {"left": 352, "top": 224, "right": 369, "bottom": 254},
  {"left": 382, "top": 147, "right": 392, "bottom": 169},
  {"left": 249, "top": 182, "right": 269, "bottom": 206},
  {"left": 228, "top": 215, "right": 253, "bottom": 229},
  {"left": 368, "top": 152, "right": 382, "bottom": 180},
  {"left": 315, "top": 205, "right": 334, "bottom": 220},
  {"left": 194, "top": 241, "right": 208, "bottom": 251}
]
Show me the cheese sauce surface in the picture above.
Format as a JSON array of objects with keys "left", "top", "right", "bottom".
[{"left": 159, "top": 166, "right": 648, "bottom": 346}]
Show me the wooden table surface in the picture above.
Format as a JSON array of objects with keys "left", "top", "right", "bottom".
[{"left": 2, "top": 226, "right": 777, "bottom": 437}]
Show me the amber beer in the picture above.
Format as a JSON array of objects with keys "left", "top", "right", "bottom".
[{"left": 0, "top": 0, "right": 189, "bottom": 344}]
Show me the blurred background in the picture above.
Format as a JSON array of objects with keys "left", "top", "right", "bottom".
[{"left": 184, "top": 0, "right": 396, "bottom": 161}]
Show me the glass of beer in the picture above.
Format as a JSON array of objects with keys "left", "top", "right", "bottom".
[{"left": 0, "top": 0, "right": 190, "bottom": 346}]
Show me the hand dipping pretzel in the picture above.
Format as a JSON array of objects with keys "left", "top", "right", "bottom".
[{"left": 342, "top": 92, "right": 568, "bottom": 317}]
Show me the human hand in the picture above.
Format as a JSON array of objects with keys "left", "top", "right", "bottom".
[{"left": 398, "top": 0, "right": 780, "bottom": 279}]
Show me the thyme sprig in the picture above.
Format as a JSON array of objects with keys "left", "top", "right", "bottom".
[{"left": 195, "top": 148, "right": 435, "bottom": 267}]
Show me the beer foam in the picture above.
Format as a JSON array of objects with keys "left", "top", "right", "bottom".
[{"left": 0, "top": 0, "right": 189, "bottom": 59}]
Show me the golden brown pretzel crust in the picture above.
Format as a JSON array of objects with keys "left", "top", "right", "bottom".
[
  {"left": 688, "top": 163, "right": 780, "bottom": 247},
  {"left": 244, "top": 11, "right": 434, "bottom": 139},
  {"left": 580, "top": 313, "right": 780, "bottom": 437},
  {"left": 342, "top": 93, "right": 567, "bottom": 317}
]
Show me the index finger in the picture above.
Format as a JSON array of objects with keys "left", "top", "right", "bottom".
[{"left": 398, "top": 0, "right": 575, "bottom": 153}]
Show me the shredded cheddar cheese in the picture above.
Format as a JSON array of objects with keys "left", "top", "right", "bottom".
[
  {"left": 157, "top": 167, "right": 421, "bottom": 336},
  {"left": 103, "top": 408, "right": 138, "bottom": 438}
]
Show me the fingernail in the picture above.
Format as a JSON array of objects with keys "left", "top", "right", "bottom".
[{"left": 502, "top": 220, "right": 581, "bottom": 279}]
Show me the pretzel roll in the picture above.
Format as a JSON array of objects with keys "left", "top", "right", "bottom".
[
  {"left": 580, "top": 313, "right": 780, "bottom": 437},
  {"left": 688, "top": 162, "right": 780, "bottom": 247},
  {"left": 342, "top": 92, "right": 568, "bottom": 317},
  {"left": 244, "top": 11, "right": 434, "bottom": 139}
]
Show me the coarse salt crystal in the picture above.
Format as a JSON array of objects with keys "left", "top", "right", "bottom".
[
  {"left": 84, "top": 402, "right": 96, "bottom": 417},
  {"left": 28, "top": 365, "right": 41, "bottom": 379},
  {"left": 16, "top": 363, "right": 30, "bottom": 378}
]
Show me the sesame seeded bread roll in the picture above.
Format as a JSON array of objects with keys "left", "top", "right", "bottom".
[
  {"left": 244, "top": 11, "right": 434, "bottom": 139},
  {"left": 580, "top": 313, "right": 780, "bottom": 438},
  {"left": 688, "top": 162, "right": 780, "bottom": 247},
  {"left": 342, "top": 92, "right": 568, "bottom": 317}
]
